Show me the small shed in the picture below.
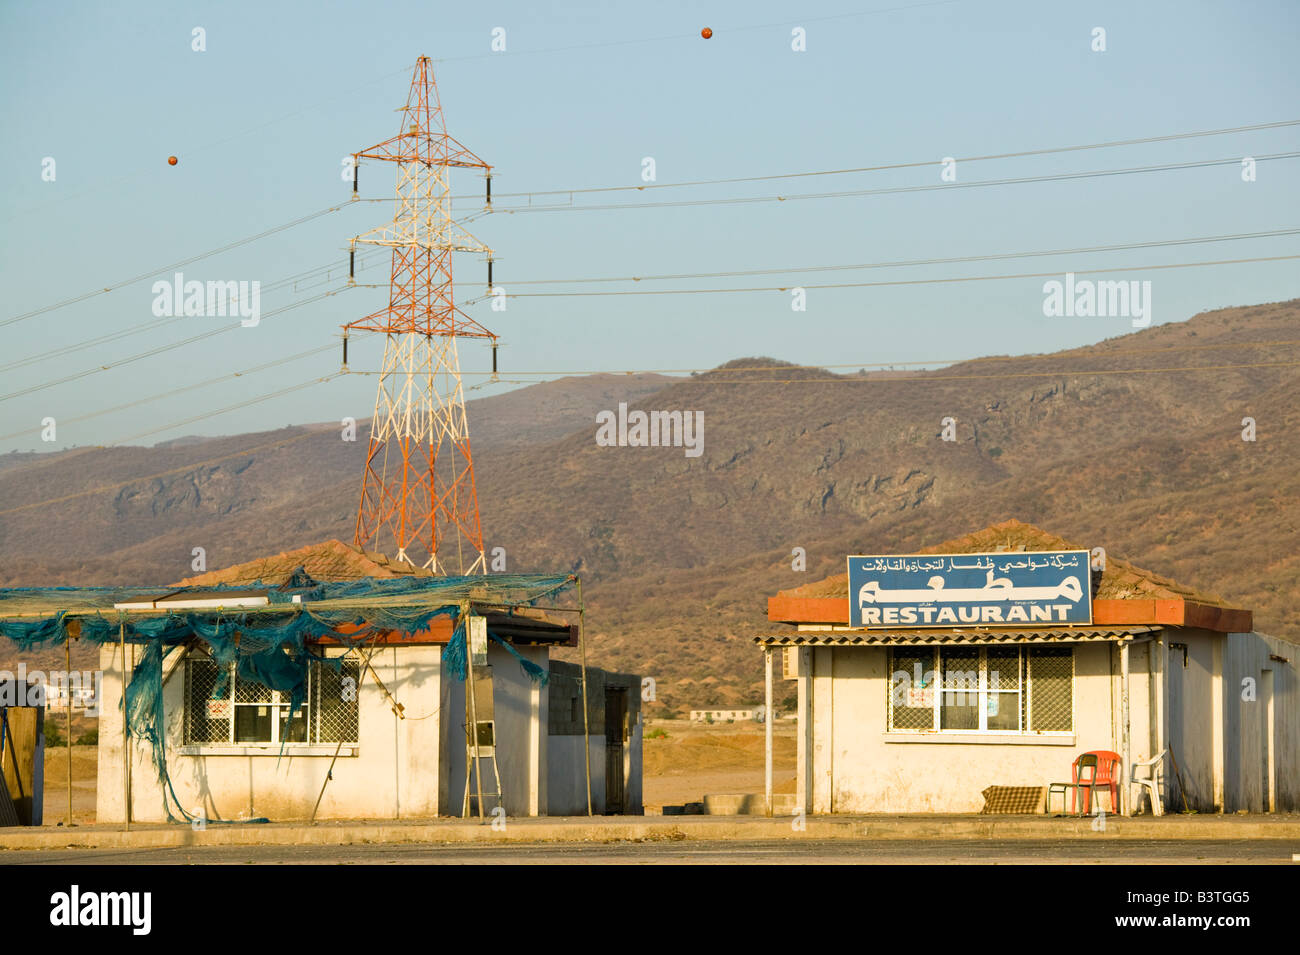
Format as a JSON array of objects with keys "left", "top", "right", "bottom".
[{"left": 757, "top": 520, "right": 1298, "bottom": 815}]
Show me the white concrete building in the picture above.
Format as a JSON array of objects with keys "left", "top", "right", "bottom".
[
  {"left": 96, "top": 634, "right": 642, "bottom": 821},
  {"left": 758, "top": 521, "right": 1298, "bottom": 815},
  {"left": 1, "top": 540, "right": 642, "bottom": 823}
]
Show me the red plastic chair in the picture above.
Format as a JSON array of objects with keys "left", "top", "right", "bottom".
[{"left": 1077, "top": 750, "right": 1122, "bottom": 813}]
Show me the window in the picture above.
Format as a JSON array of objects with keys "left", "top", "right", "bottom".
[
  {"left": 184, "top": 653, "right": 359, "bottom": 747},
  {"left": 888, "top": 646, "right": 1073, "bottom": 734}
]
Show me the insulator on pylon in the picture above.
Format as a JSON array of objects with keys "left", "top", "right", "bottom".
[
  {"left": 349, "top": 244, "right": 355, "bottom": 283},
  {"left": 342, "top": 331, "right": 349, "bottom": 372},
  {"left": 487, "top": 256, "right": 493, "bottom": 289},
  {"left": 492, "top": 342, "right": 498, "bottom": 374},
  {"left": 485, "top": 174, "right": 492, "bottom": 207},
  {"left": 352, "top": 158, "right": 359, "bottom": 196}
]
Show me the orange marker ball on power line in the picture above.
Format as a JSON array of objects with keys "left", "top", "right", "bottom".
[
  {"left": 168, "top": 156, "right": 178, "bottom": 166},
  {"left": 701, "top": 27, "right": 713, "bottom": 39}
]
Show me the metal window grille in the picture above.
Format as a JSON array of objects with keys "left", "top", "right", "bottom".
[
  {"left": 313, "top": 661, "right": 360, "bottom": 744},
  {"left": 184, "top": 654, "right": 360, "bottom": 745},
  {"left": 184, "top": 657, "right": 228, "bottom": 744},
  {"left": 985, "top": 647, "right": 1022, "bottom": 732},
  {"left": 889, "top": 645, "right": 1074, "bottom": 735},
  {"left": 889, "top": 650, "right": 936, "bottom": 730},
  {"left": 1028, "top": 647, "right": 1073, "bottom": 732},
  {"left": 940, "top": 648, "right": 980, "bottom": 729}
]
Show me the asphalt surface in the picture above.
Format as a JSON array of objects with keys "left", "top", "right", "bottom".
[{"left": 3, "top": 839, "right": 1296, "bottom": 864}]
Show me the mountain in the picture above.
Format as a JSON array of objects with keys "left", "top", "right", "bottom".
[{"left": 1, "top": 300, "right": 1297, "bottom": 711}]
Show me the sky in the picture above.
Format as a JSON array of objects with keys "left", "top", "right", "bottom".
[{"left": 1, "top": 0, "right": 1297, "bottom": 452}]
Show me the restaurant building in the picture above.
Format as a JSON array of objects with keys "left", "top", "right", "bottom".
[{"left": 757, "top": 520, "right": 1297, "bottom": 815}]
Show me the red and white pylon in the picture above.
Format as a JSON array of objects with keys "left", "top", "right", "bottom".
[{"left": 344, "top": 56, "right": 494, "bottom": 573}]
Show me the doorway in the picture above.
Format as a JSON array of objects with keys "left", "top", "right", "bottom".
[{"left": 604, "top": 687, "right": 627, "bottom": 814}]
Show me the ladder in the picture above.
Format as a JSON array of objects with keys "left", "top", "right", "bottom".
[{"left": 461, "top": 659, "right": 504, "bottom": 818}]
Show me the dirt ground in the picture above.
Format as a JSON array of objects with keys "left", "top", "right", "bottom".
[
  {"left": 39, "top": 744, "right": 97, "bottom": 826},
  {"left": 24, "top": 721, "right": 786, "bottom": 824},
  {"left": 642, "top": 718, "right": 796, "bottom": 809}
]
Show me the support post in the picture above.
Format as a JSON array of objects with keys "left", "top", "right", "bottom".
[
  {"left": 1120, "top": 640, "right": 1131, "bottom": 816},
  {"left": 577, "top": 577, "right": 592, "bottom": 816},
  {"left": 1211, "top": 635, "right": 1225, "bottom": 813},
  {"left": 121, "top": 622, "right": 129, "bottom": 831},
  {"left": 797, "top": 647, "right": 813, "bottom": 816},
  {"left": 765, "top": 647, "right": 774, "bottom": 817},
  {"left": 63, "top": 634, "right": 73, "bottom": 827}
]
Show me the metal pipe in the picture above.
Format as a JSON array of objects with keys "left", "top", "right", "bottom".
[
  {"left": 65, "top": 633, "right": 72, "bottom": 827},
  {"left": 1121, "top": 640, "right": 1131, "bottom": 816},
  {"left": 577, "top": 577, "right": 592, "bottom": 816},
  {"left": 765, "top": 648, "right": 773, "bottom": 817},
  {"left": 121, "top": 622, "right": 129, "bottom": 831}
]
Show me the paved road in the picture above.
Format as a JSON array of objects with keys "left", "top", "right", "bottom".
[{"left": 3, "top": 839, "right": 1296, "bottom": 865}]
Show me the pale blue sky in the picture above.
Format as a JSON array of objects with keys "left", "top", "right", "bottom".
[{"left": 1, "top": 0, "right": 1297, "bottom": 452}]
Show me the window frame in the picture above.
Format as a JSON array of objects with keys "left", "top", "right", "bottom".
[
  {"left": 887, "top": 645, "right": 1074, "bottom": 737},
  {"left": 181, "top": 651, "right": 360, "bottom": 755}
]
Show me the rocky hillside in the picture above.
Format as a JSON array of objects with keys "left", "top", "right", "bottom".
[{"left": 1, "top": 300, "right": 1296, "bottom": 711}]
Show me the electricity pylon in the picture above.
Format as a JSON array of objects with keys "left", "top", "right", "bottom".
[{"left": 343, "top": 56, "right": 494, "bottom": 574}]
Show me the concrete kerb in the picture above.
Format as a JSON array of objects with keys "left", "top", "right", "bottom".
[{"left": 3, "top": 814, "right": 1299, "bottom": 851}]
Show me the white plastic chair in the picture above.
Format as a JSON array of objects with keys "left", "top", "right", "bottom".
[{"left": 1129, "top": 749, "right": 1167, "bottom": 816}]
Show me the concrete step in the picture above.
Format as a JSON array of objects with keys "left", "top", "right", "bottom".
[{"left": 703, "top": 793, "right": 797, "bottom": 815}]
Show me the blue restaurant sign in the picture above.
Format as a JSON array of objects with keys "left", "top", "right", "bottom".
[{"left": 847, "top": 550, "right": 1092, "bottom": 629}]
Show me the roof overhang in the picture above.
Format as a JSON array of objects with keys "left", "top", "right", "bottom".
[
  {"left": 754, "top": 626, "right": 1159, "bottom": 647},
  {"left": 767, "top": 596, "right": 1251, "bottom": 633}
]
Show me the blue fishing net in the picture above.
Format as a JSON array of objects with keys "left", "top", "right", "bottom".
[{"left": 0, "top": 570, "right": 573, "bottom": 822}]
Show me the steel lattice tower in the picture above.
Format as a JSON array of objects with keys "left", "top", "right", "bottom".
[{"left": 344, "top": 56, "right": 494, "bottom": 574}]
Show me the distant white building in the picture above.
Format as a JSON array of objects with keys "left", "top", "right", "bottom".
[{"left": 690, "top": 708, "right": 768, "bottom": 723}]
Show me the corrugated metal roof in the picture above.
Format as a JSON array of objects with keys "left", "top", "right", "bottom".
[{"left": 754, "top": 625, "right": 1158, "bottom": 647}]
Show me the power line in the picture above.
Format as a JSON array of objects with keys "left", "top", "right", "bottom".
[
  {"left": 679, "top": 359, "right": 1300, "bottom": 385},
  {"left": 0, "top": 286, "right": 351, "bottom": 403},
  {"left": 8, "top": 126, "right": 1290, "bottom": 337},
  {"left": 348, "top": 358, "right": 1300, "bottom": 385},
  {"left": 2, "top": 63, "right": 419, "bottom": 224},
  {"left": 4, "top": 343, "right": 1294, "bottom": 517},
  {"left": 0, "top": 344, "right": 336, "bottom": 443},
  {"left": 479, "top": 253, "right": 1300, "bottom": 299},
  {"left": 484, "top": 151, "right": 1300, "bottom": 214},
  {"left": 339, "top": 337, "right": 1300, "bottom": 379},
  {"left": 3, "top": 245, "right": 391, "bottom": 374},
  {"left": 472, "top": 119, "right": 1300, "bottom": 203},
  {"left": 113, "top": 373, "right": 342, "bottom": 445},
  {"left": 1, "top": 201, "right": 356, "bottom": 330},
  {"left": 0, "top": 258, "right": 358, "bottom": 374},
  {"left": 0, "top": 369, "right": 505, "bottom": 515},
  {"left": 460, "top": 226, "right": 1300, "bottom": 297}
]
